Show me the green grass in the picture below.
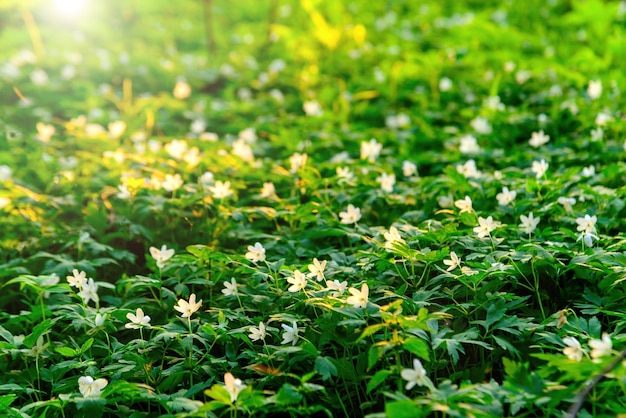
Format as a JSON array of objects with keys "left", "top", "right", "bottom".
[{"left": 2, "top": 0, "right": 626, "bottom": 416}]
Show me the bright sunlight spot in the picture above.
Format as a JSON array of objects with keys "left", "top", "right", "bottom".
[{"left": 52, "top": 0, "right": 85, "bottom": 18}]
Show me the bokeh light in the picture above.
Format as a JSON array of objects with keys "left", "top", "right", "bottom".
[{"left": 52, "top": 0, "right": 85, "bottom": 19}]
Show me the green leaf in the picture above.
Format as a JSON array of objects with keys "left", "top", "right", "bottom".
[
  {"left": 0, "top": 394, "right": 17, "bottom": 411},
  {"left": 366, "top": 369, "right": 392, "bottom": 394},
  {"left": 385, "top": 400, "right": 424, "bottom": 418},
  {"left": 23, "top": 319, "right": 54, "bottom": 348},
  {"left": 56, "top": 347, "right": 78, "bottom": 357},
  {"left": 204, "top": 384, "right": 231, "bottom": 404},
  {"left": 80, "top": 338, "right": 94, "bottom": 354},
  {"left": 314, "top": 356, "right": 338, "bottom": 381},
  {"left": 276, "top": 383, "right": 303, "bottom": 405},
  {"left": 403, "top": 338, "right": 430, "bottom": 361},
  {"left": 166, "top": 397, "right": 203, "bottom": 412},
  {"left": 301, "top": 341, "right": 319, "bottom": 357}
]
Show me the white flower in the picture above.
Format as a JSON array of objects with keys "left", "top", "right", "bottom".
[
  {"left": 326, "top": 279, "right": 348, "bottom": 297},
  {"left": 454, "top": 196, "right": 473, "bottom": 213},
  {"left": 578, "top": 232, "right": 599, "bottom": 248},
  {"left": 531, "top": 159, "right": 549, "bottom": 179},
  {"left": 67, "top": 269, "right": 88, "bottom": 289},
  {"left": 459, "top": 134, "right": 481, "bottom": 154},
  {"left": 402, "top": 161, "right": 418, "bottom": 177},
  {"left": 384, "top": 226, "right": 406, "bottom": 251},
  {"left": 222, "top": 278, "right": 238, "bottom": 296},
  {"left": 173, "top": 80, "right": 191, "bottom": 99},
  {"left": 162, "top": 174, "right": 183, "bottom": 192},
  {"left": 400, "top": 358, "right": 428, "bottom": 390},
  {"left": 224, "top": 372, "right": 246, "bottom": 403},
  {"left": 245, "top": 242, "right": 266, "bottom": 263},
  {"left": 174, "top": 293, "right": 202, "bottom": 318},
  {"left": 108, "top": 121, "right": 126, "bottom": 139},
  {"left": 376, "top": 172, "right": 395, "bottom": 193},
  {"left": 150, "top": 245, "right": 175, "bottom": 269},
  {"left": 208, "top": 180, "right": 234, "bottom": 199},
  {"left": 576, "top": 214, "right": 597, "bottom": 234},
  {"left": 0, "top": 165, "right": 12, "bottom": 182},
  {"left": 562, "top": 337, "right": 583, "bottom": 361},
  {"left": 249, "top": 322, "right": 266, "bottom": 342},
  {"left": 232, "top": 139, "right": 254, "bottom": 163},
  {"left": 587, "top": 80, "right": 602, "bottom": 100},
  {"left": 595, "top": 112, "right": 612, "bottom": 126},
  {"left": 557, "top": 196, "right": 576, "bottom": 213},
  {"left": 199, "top": 171, "right": 214, "bottom": 186},
  {"left": 125, "top": 308, "right": 151, "bottom": 329},
  {"left": 470, "top": 117, "right": 492, "bottom": 134},
  {"left": 590, "top": 128, "right": 604, "bottom": 141},
  {"left": 589, "top": 333, "right": 612, "bottom": 359},
  {"left": 78, "top": 376, "right": 108, "bottom": 398},
  {"left": 260, "top": 182, "right": 276, "bottom": 199},
  {"left": 474, "top": 216, "right": 501, "bottom": 238},
  {"left": 78, "top": 278, "right": 99, "bottom": 305},
  {"left": 164, "top": 139, "right": 188, "bottom": 159},
  {"left": 339, "top": 204, "right": 362, "bottom": 224},
  {"left": 289, "top": 153, "right": 308, "bottom": 173},
  {"left": 581, "top": 165, "right": 595, "bottom": 177},
  {"left": 36, "top": 122, "right": 55, "bottom": 143},
  {"left": 519, "top": 212, "right": 540, "bottom": 234},
  {"left": 95, "top": 313, "right": 107, "bottom": 328},
  {"left": 496, "top": 187, "right": 517, "bottom": 206},
  {"left": 528, "top": 130, "right": 550, "bottom": 148},
  {"left": 346, "top": 283, "right": 369, "bottom": 308},
  {"left": 287, "top": 270, "right": 307, "bottom": 293},
  {"left": 303, "top": 100, "right": 323, "bottom": 116},
  {"left": 281, "top": 321, "right": 301, "bottom": 345},
  {"left": 443, "top": 251, "right": 461, "bottom": 272},
  {"left": 438, "top": 195, "right": 453, "bottom": 208},
  {"left": 360, "top": 139, "right": 383, "bottom": 162},
  {"left": 307, "top": 258, "right": 327, "bottom": 281},
  {"left": 385, "top": 113, "right": 411, "bottom": 129},
  {"left": 456, "top": 159, "right": 481, "bottom": 178},
  {"left": 439, "top": 77, "right": 453, "bottom": 91},
  {"left": 336, "top": 167, "right": 356, "bottom": 185}
]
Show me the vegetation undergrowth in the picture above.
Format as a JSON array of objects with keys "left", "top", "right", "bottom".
[{"left": 2, "top": 0, "right": 626, "bottom": 416}]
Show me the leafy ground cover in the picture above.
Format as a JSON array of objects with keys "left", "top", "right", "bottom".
[{"left": 2, "top": 0, "right": 626, "bottom": 416}]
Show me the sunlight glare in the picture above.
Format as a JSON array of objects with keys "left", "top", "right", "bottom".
[{"left": 53, "top": 0, "right": 86, "bottom": 19}]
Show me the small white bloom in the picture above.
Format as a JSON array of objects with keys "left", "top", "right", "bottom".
[
  {"left": 150, "top": 245, "right": 175, "bottom": 269},
  {"left": 67, "top": 269, "right": 88, "bottom": 289},
  {"left": 224, "top": 372, "right": 246, "bottom": 403},
  {"left": 459, "top": 134, "right": 481, "bottom": 154},
  {"left": 222, "top": 278, "right": 238, "bottom": 296},
  {"left": 443, "top": 251, "right": 461, "bottom": 272},
  {"left": 360, "top": 139, "right": 383, "bottom": 162},
  {"left": 281, "top": 321, "right": 301, "bottom": 345},
  {"left": 400, "top": 358, "right": 428, "bottom": 390},
  {"left": 307, "top": 258, "right": 327, "bottom": 281},
  {"left": 589, "top": 333, "right": 612, "bottom": 359},
  {"left": 346, "top": 283, "right": 369, "bottom": 308},
  {"left": 173, "top": 80, "right": 192, "bottom": 99},
  {"left": 562, "top": 337, "right": 583, "bottom": 361},
  {"left": 557, "top": 196, "right": 576, "bottom": 213},
  {"left": 78, "top": 278, "right": 99, "bottom": 305},
  {"left": 289, "top": 153, "right": 308, "bottom": 173},
  {"left": 78, "top": 376, "right": 108, "bottom": 398},
  {"left": 456, "top": 159, "right": 481, "bottom": 179},
  {"left": 245, "top": 242, "right": 266, "bottom": 263},
  {"left": 454, "top": 196, "right": 473, "bottom": 214},
  {"left": 339, "top": 204, "right": 362, "bottom": 224},
  {"left": 208, "top": 180, "right": 234, "bottom": 199},
  {"left": 575, "top": 214, "right": 597, "bottom": 234},
  {"left": 587, "top": 80, "right": 602, "bottom": 100},
  {"left": 287, "top": 270, "right": 307, "bottom": 293},
  {"left": 470, "top": 117, "right": 492, "bottom": 134},
  {"left": 376, "top": 172, "right": 395, "bottom": 193},
  {"left": 303, "top": 100, "right": 323, "bottom": 116},
  {"left": 581, "top": 166, "right": 595, "bottom": 177},
  {"left": 95, "top": 313, "right": 106, "bottom": 328},
  {"left": 326, "top": 279, "right": 348, "bottom": 297},
  {"left": 125, "top": 308, "right": 151, "bottom": 329},
  {"left": 496, "top": 187, "right": 517, "bottom": 206},
  {"left": 519, "top": 212, "right": 540, "bottom": 234},
  {"left": 161, "top": 174, "right": 183, "bottom": 192},
  {"left": 249, "top": 322, "right": 266, "bottom": 342},
  {"left": 531, "top": 159, "right": 549, "bottom": 179},
  {"left": 384, "top": 226, "right": 406, "bottom": 251},
  {"left": 402, "top": 161, "right": 418, "bottom": 177},
  {"left": 439, "top": 77, "right": 453, "bottom": 91},
  {"left": 260, "top": 182, "right": 277, "bottom": 199},
  {"left": 174, "top": 293, "right": 202, "bottom": 318},
  {"left": 528, "top": 130, "right": 550, "bottom": 148},
  {"left": 336, "top": 167, "right": 356, "bottom": 185},
  {"left": 474, "top": 216, "right": 501, "bottom": 238}
]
